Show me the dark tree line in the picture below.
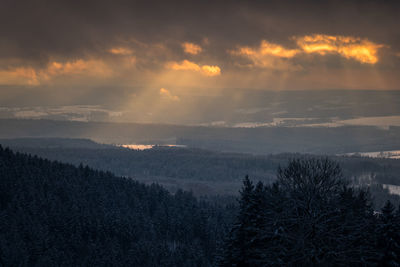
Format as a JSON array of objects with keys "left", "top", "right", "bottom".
[
  {"left": 5, "top": 139, "right": 400, "bottom": 185},
  {"left": 3, "top": 141, "right": 400, "bottom": 209},
  {"left": 3, "top": 138, "right": 400, "bottom": 207},
  {"left": 220, "top": 158, "right": 400, "bottom": 266},
  {"left": 0, "top": 146, "right": 235, "bottom": 266}
]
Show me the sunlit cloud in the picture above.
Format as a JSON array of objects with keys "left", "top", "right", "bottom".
[
  {"left": 108, "top": 47, "right": 134, "bottom": 55},
  {"left": 0, "top": 67, "right": 39, "bottom": 86},
  {"left": 201, "top": 65, "right": 221, "bottom": 76},
  {"left": 166, "top": 60, "right": 221, "bottom": 76},
  {"left": 167, "top": 60, "right": 201, "bottom": 71},
  {"left": 232, "top": 35, "right": 385, "bottom": 68},
  {"left": 44, "top": 59, "right": 112, "bottom": 78},
  {"left": 295, "top": 34, "right": 384, "bottom": 64},
  {"left": 0, "top": 59, "right": 113, "bottom": 86},
  {"left": 0, "top": 34, "right": 390, "bottom": 92},
  {"left": 38, "top": 59, "right": 113, "bottom": 83},
  {"left": 159, "top": 88, "right": 180, "bottom": 101},
  {"left": 233, "top": 40, "right": 299, "bottom": 58},
  {"left": 182, "top": 42, "right": 203, "bottom": 55},
  {"left": 230, "top": 41, "right": 301, "bottom": 70}
]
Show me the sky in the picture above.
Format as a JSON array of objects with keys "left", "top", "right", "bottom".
[{"left": 1, "top": 0, "right": 400, "bottom": 123}]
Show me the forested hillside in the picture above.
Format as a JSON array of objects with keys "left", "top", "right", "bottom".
[
  {"left": 3, "top": 138, "right": 400, "bottom": 207},
  {"left": 3, "top": 138, "right": 400, "bottom": 184},
  {"left": 0, "top": 146, "right": 234, "bottom": 266}
]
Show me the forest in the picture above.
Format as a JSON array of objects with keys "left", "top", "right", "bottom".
[
  {"left": 0, "top": 146, "right": 399, "bottom": 266},
  {"left": 3, "top": 138, "right": 400, "bottom": 208},
  {"left": 0, "top": 146, "right": 234, "bottom": 266}
]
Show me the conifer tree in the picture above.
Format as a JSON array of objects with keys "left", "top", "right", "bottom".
[
  {"left": 220, "top": 175, "right": 258, "bottom": 266},
  {"left": 377, "top": 201, "right": 400, "bottom": 266},
  {"left": 220, "top": 158, "right": 385, "bottom": 266}
]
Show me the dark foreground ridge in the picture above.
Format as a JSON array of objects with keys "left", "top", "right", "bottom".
[
  {"left": 220, "top": 159, "right": 400, "bottom": 266},
  {"left": 0, "top": 145, "right": 233, "bottom": 266}
]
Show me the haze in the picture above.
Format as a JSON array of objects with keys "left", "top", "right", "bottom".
[{"left": 1, "top": 0, "right": 400, "bottom": 125}]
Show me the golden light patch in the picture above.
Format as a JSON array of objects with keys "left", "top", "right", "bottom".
[
  {"left": 108, "top": 47, "right": 134, "bottom": 55},
  {"left": 295, "top": 34, "right": 384, "bottom": 64},
  {"left": 167, "top": 60, "right": 201, "bottom": 71},
  {"left": 159, "top": 88, "right": 180, "bottom": 101},
  {"left": 182, "top": 42, "right": 202, "bottom": 55},
  {"left": 44, "top": 59, "right": 112, "bottom": 77},
  {"left": 166, "top": 60, "right": 221, "bottom": 76},
  {"left": 0, "top": 67, "right": 39, "bottom": 86},
  {"left": 233, "top": 40, "right": 299, "bottom": 58},
  {"left": 230, "top": 41, "right": 300, "bottom": 70},
  {"left": 232, "top": 35, "right": 384, "bottom": 68},
  {"left": 0, "top": 59, "right": 113, "bottom": 86},
  {"left": 201, "top": 65, "right": 221, "bottom": 76}
]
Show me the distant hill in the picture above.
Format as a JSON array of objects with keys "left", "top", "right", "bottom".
[
  {"left": 1, "top": 119, "right": 400, "bottom": 154},
  {"left": 0, "top": 137, "right": 113, "bottom": 149}
]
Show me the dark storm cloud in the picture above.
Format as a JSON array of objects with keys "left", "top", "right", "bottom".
[{"left": 1, "top": 0, "right": 399, "bottom": 66}]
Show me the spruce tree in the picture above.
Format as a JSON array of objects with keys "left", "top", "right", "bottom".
[
  {"left": 377, "top": 201, "right": 400, "bottom": 266},
  {"left": 220, "top": 158, "right": 384, "bottom": 266},
  {"left": 220, "top": 176, "right": 258, "bottom": 267}
]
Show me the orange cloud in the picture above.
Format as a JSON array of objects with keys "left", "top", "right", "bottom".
[
  {"left": 201, "top": 65, "right": 221, "bottom": 76},
  {"left": 0, "top": 67, "right": 39, "bottom": 86},
  {"left": 166, "top": 60, "right": 221, "bottom": 76},
  {"left": 182, "top": 42, "right": 202, "bottom": 55},
  {"left": 108, "top": 47, "right": 134, "bottom": 55},
  {"left": 0, "top": 59, "right": 113, "bottom": 86},
  {"left": 230, "top": 41, "right": 300, "bottom": 70},
  {"left": 232, "top": 35, "right": 384, "bottom": 67},
  {"left": 295, "top": 34, "right": 384, "bottom": 64},
  {"left": 167, "top": 60, "right": 201, "bottom": 71},
  {"left": 43, "top": 59, "right": 112, "bottom": 78},
  {"left": 159, "top": 88, "right": 180, "bottom": 101},
  {"left": 234, "top": 40, "right": 299, "bottom": 58}
]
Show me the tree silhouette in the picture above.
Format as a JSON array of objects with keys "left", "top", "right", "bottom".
[{"left": 221, "top": 158, "right": 386, "bottom": 266}]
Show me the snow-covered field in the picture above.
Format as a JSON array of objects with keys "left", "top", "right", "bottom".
[
  {"left": 344, "top": 150, "right": 400, "bottom": 159},
  {"left": 383, "top": 184, "right": 400, "bottom": 196}
]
